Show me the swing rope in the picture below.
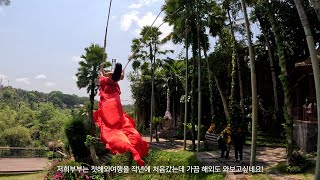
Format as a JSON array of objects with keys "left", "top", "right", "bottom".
[{"left": 101, "top": 0, "right": 113, "bottom": 63}]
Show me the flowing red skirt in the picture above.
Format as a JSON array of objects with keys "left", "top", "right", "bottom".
[{"left": 93, "top": 92, "right": 149, "bottom": 166}]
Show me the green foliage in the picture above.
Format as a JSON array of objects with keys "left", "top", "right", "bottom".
[
  {"left": 65, "top": 112, "right": 91, "bottom": 163},
  {"left": 268, "top": 160, "right": 314, "bottom": 174},
  {"left": 111, "top": 150, "right": 224, "bottom": 179},
  {"left": 0, "top": 126, "right": 32, "bottom": 147},
  {"left": 76, "top": 44, "right": 109, "bottom": 93},
  {"left": 151, "top": 116, "right": 162, "bottom": 123},
  {"left": 49, "top": 91, "right": 84, "bottom": 108},
  {"left": 84, "top": 135, "right": 100, "bottom": 147},
  {"left": 0, "top": 87, "right": 86, "bottom": 108},
  {"left": 123, "top": 104, "right": 135, "bottom": 113},
  {"left": 0, "top": 106, "right": 16, "bottom": 130}
]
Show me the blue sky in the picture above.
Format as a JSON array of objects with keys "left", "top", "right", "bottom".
[
  {"left": 0, "top": 0, "right": 260, "bottom": 105},
  {"left": 0, "top": 0, "right": 179, "bottom": 104}
]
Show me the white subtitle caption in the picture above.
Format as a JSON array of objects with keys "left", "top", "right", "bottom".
[{"left": 56, "top": 165, "right": 264, "bottom": 174}]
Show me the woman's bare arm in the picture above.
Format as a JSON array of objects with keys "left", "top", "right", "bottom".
[
  {"left": 100, "top": 62, "right": 107, "bottom": 77},
  {"left": 100, "top": 63, "right": 105, "bottom": 76},
  {"left": 120, "top": 70, "right": 124, "bottom": 80}
]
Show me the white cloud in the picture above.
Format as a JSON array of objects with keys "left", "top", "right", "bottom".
[
  {"left": 127, "top": 11, "right": 173, "bottom": 40},
  {"left": 158, "top": 22, "right": 173, "bottom": 41},
  {"left": 128, "top": 3, "right": 143, "bottom": 9},
  {"left": 35, "top": 74, "right": 47, "bottom": 79},
  {"left": 143, "top": 0, "right": 161, "bottom": 4},
  {"left": 72, "top": 56, "right": 84, "bottom": 63},
  {"left": 128, "top": 0, "right": 161, "bottom": 9},
  {"left": 45, "top": 82, "right": 56, "bottom": 87},
  {"left": 0, "top": 74, "right": 8, "bottom": 86},
  {"left": 160, "top": 42, "right": 174, "bottom": 52},
  {"left": 72, "top": 75, "right": 77, "bottom": 81},
  {"left": 120, "top": 11, "right": 140, "bottom": 31},
  {"left": 0, "top": 74, "right": 7, "bottom": 80},
  {"left": 16, "top": 78, "right": 31, "bottom": 85}
]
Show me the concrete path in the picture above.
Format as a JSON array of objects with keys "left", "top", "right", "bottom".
[
  {"left": 143, "top": 136, "right": 287, "bottom": 180},
  {"left": 197, "top": 146, "right": 286, "bottom": 168},
  {"left": 142, "top": 136, "right": 286, "bottom": 169},
  {"left": 0, "top": 158, "right": 49, "bottom": 174}
]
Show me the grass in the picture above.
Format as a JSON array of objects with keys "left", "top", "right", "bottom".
[
  {"left": 110, "top": 150, "right": 225, "bottom": 180},
  {"left": 245, "top": 134, "right": 285, "bottom": 147},
  {"left": 246, "top": 160, "right": 315, "bottom": 180},
  {"left": 0, "top": 172, "right": 46, "bottom": 180}
]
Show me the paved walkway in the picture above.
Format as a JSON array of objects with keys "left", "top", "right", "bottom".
[
  {"left": 196, "top": 146, "right": 286, "bottom": 168},
  {"left": 0, "top": 158, "right": 49, "bottom": 174},
  {"left": 142, "top": 136, "right": 286, "bottom": 168},
  {"left": 143, "top": 136, "right": 288, "bottom": 180}
]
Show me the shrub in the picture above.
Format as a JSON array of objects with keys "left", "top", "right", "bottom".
[
  {"left": 268, "top": 160, "right": 314, "bottom": 174},
  {"left": 65, "top": 113, "right": 91, "bottom": 163},
  {"left": 0, "top": 126, "right": 32, "bottom": 147},
  {"left": 288, "top": 151, "right": 306, "bottom": 166}
]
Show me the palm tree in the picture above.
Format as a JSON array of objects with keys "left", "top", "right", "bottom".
[
  {"left": 293, "top": 0, "right": 320, "bottom": 178},
  {"left": 253, "top": 6, "right": 279, "bottom": 120},
  {"left": 76, "top": 44, "right": 110, "bottom": 165},
  {"left": 164, "top": 0, "right": 230, "bottom": 150},
  {"left": 163, "top": 0, "right": 199, "bottom": 150},
  {"left": 240, "top": 0, "right": 258, "bottom": 167},
  {"left": 203, "top": 0, "right": 226, "bottom": 123},
  {"left": 130, "top": 26, "right": 173, "bottom": 142},
  {"left": 264, "top": 0, "right": 294, "bottom": 165},
  {"left": 225, "top": 2, "right": 245, "bottom": 119}
]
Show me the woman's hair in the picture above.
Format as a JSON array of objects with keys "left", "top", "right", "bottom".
[{"left": 112, "top": 63, "right": 122, "bottom": 82}]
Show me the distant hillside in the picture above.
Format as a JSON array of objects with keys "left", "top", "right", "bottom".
[
  {"left": 123, "top": 104, "right": 134, "bottom": 113},
  {"left": 0, "top": 86, "right": 89, "bottom": 148},
  {"left": 0, "top": 86, "right": 88, "bottom": 108}
]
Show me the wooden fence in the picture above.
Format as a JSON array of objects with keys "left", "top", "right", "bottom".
[{"left": 0, "top": 146, "right": 49, "bottom": 158}]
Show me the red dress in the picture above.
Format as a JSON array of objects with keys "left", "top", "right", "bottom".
[{"left": 93, "top": 76, "right": 149, "bottom": 166}]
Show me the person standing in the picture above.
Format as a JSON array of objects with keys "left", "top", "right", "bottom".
[
  {"left": 219, "top": 126, "right": 231, "bottom": 159},
  {"left": 232, "top": 127, "right": 245, "bottom": 163}
]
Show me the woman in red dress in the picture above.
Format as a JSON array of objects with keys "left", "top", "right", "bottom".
[{"left": 93, "top": 62, "right": 149, "bottom": 166}]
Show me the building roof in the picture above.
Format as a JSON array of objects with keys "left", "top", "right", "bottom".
[{"left": 295, "top": 48, "right": 320, "bottom": 67}]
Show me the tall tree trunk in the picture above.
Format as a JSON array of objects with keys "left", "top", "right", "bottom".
[
  {"left": 163, "top": 79, "right": 172, "bottom": 132},
  {"left": 310, "top": 0, "right": 320, "bottom": 22},
  {"left": 201, "top": 39, "right": 215, "bottom": 121},
  {"left": 265, "top": 0, "right": 293, "bottom": 165},
  {"left": 240, "top": 0, "right": 258, "bottom": 167},
  {"left": 293, "top": 0, "right": 320, "bottom": 178},
  {"left": 227, "top": 8, "right": 244, "bottom": 120},
  {"left": 190, "top": 1, "right": 198, "bottom": 151},
  {"left": 237, "top": 55, "right": 245, "bottom": 116},
  {"left": 183, "top": 18, "right": 189, "bottom": 150},
  {"left": 89, "top": 88, "right": 100, "bottom": 166},
  {"left": 150, "top": 42, "right": 155, "bottom": 143},
  {"left": 214, "top": 75, "right": 230, "bottom": 120},
  {"left": 196, "top": 0, "right": 202, "bottom": 152},
  {"left": 262, "top": 29, "right": 279, "bottom": 114},
  {"left": 191, "top": 57, "right": 197, "bottom": 151}
]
